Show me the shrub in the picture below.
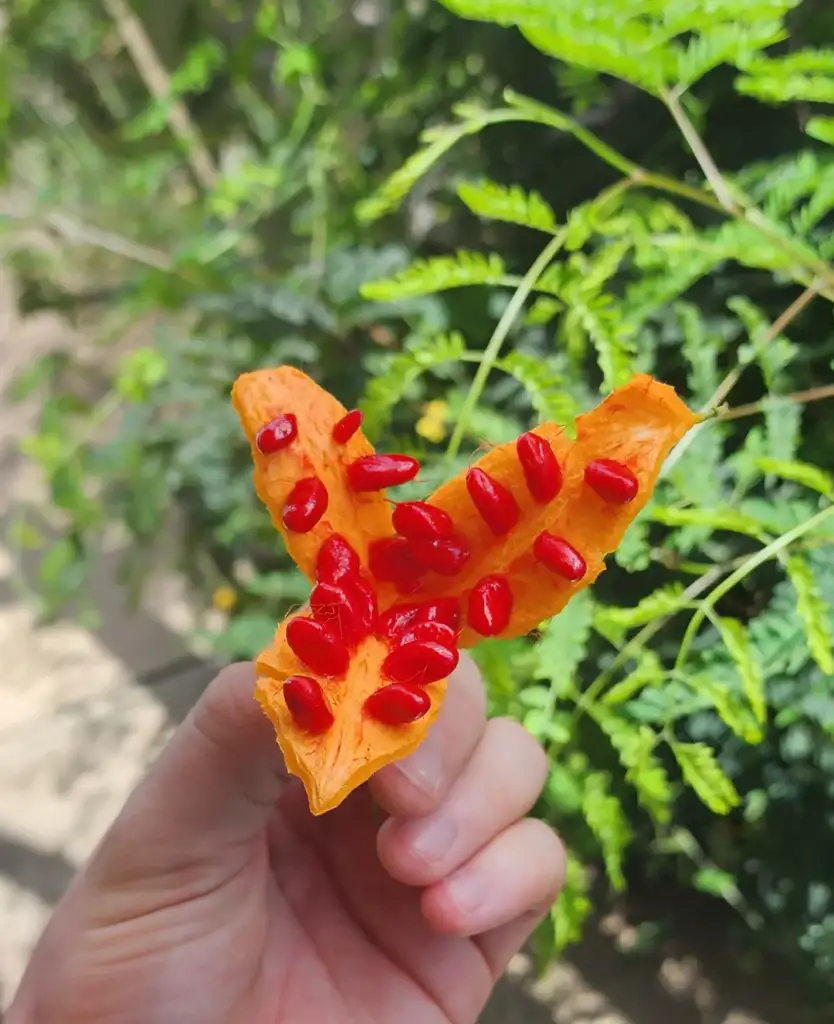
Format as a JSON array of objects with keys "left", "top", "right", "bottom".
[{"left": 4, "top": 0, "right": 834, "bottom": 1003}]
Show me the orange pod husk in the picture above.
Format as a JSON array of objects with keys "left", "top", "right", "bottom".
[{"left": 233, "top": 367, "right": 699, "bottom": 815}]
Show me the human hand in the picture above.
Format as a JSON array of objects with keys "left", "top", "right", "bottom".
[{"left": 10, "top": 657, "right": 564, "bottom": 1024}]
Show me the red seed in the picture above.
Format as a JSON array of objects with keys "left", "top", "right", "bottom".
[
  {"left": 397, "top": 621, "right": 457, "bottom": 649},
  {"left": 409, "top": 536, "right": 471, "bottom": 576},
  {"left": 283, "top": 675, "right": 333, "bottom": 734},
  {"left": 466, "top": 468, "right": 519, "bottom": 535},
  {"left": 468, "top": 575, "right": 513, "bottom": 636},
  {"left": 533, "top": 532, "right": 587, "bottom": 582},
  {"left": 584, "top": 458, "right": 639, "bottom": 504},
  {"left": 255, "top": 414, "right": 297, "bottom": 454},
  {"left": 377, "top": 597, "right": 461, "bottom": 639},
  {"left": 282, "top": 476, "right": 328, "bottom": 533},
  {"left": 517, "top": 432, "right": 562, "bottom": 503},
  {"left": 365, "top": 683, "right": 431, "bottom": 726},
  {"left": 392, "top": 501, "right": 453, "bottom": 541},
  {"left": 332, "top": 409, "right": 363, "bottom": 444},
  {"left": 383, "top": 640, "right": 459, "bottom": 686},
  {"left": 315, "top": 534, "right": 360, "bottom": 582},
  {"left": 286, "top": 616, "right": 350, "bottom": 677},
  {"left": 310, "top": 578, "right": 378, "bottom": 645},
  {"left": 368, "top": 537, "right": 425, "bottom": 593},
  {"left": 347, "top": 453, "right": 420, "bottom": 491}
]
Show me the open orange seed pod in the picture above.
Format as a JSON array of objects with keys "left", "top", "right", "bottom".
[{"left": 232, "top": 367, "right": 699, "bottom": 814}]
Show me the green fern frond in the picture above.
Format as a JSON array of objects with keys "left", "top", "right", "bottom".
[
  {"left": 670, "top": 740, "right": 741, "bottom": 815},
  {"left": 496, "top": 352, "right": 577, "bottom": 426},
  {"left": 677, "top": 301, "right": 722, "bottom": 405},
  {"left": 551, "top": 854, "right": 593, "bottom": 952},
  {"left": 755, "top": 456, "right": 834, "bottom": 500},
  {"left": 713, "top": 615, "right": 767, "bottom": 725},
  {"left": 736, "top": 49, "right": 834, "bottom": 105},
  {"left": 785, "top": 555, "right": 834, "bottom": 675},
  {"left": 457, "top": 179, "right": 558, "bottom": 233},
  {"left": 649, "top": 505, "right": 769, "bottom": 541},
  {"left": 594, "top": 709, "right": 673, "bottom": 825},
  {"left": 360, "top": 251, "right": 509, "bottom": 302},
  {"left": 603, "top": 650, "right": 665, "bottom": 706},
  {"left": 360, "top": 332, "right": 468, "bottom": 438},
  {"left": 534, "top": 590, "right": 592, "bottom": 699},
  {"left": 594, "top": 584, "right": 686, "bottom": 645},
  {"left": 582, "top": 773, "right": 632, "bottom": 891},
  {"left": 523, "top": 296, "right": 563, "bottom": 326},
  {"left": 807, "top": 117, "right": 834, "bottom": 147},
  {"left": 684, "top": 673, "right": 764, "bottom": 743}
]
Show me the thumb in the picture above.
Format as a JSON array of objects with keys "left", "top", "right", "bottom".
[{"left": 88, "top": 662, "right": 289, "bottom": 884}]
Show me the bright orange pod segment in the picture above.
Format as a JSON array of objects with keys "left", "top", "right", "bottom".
[{"left": 232, "top": 367, "right": 699, "bottom": 815}]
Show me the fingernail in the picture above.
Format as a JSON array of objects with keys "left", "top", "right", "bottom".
[
  {"left": 445, "top": 869, "right": 490, "bottom": 917},
  {"left": 396, "top": 733, "right": 443, "bottom": 797},
  {"left": 408, "top": 816, "right": 458, "bottom": 865}
]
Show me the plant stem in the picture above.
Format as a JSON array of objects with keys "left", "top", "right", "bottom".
[
  {"left": 719, "top": 382, "right": 834, "bottom": 422},
  {"left": 662, "top": 90, "right": 738, "bottom": 212},
  {"left": 674, "top": 504, "right": 834, "bottom": 673},
  {"left": 445, "top": 229, "right": 566, "bottom": 463}
]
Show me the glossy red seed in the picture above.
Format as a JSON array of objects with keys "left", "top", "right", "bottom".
[
  {"left": 282, "top": 476, "right": 328, "bottom": 533},
  {"left": 368, "top": 537, "right": 425, "bottom": 593},
  {"left": 409, "top": 536, "right": 471, "bottom": 577},
  {"left": 584, "top": 458, "right": 639, "bottom": 504},
  {"left": 347, "top": 453, "right": 420, "bottom": 491},
  {"left": 533, "top": 532, "right": 587, "bottom": 582},
  {"left": 468, "top": 575, "right": 513, "bottom": 637},
  {"left": 396, "top": 621, "right": 457, "bottom": 649},
  {"left": 286, "top": 616, "right": 350, "bottom": 677},
  {"left": 466, "top": 467, "right": 519, "bottom": 535},
  {"left": 377, "top": 597, "right": 461, "bottom": 639},
  {"left": 392, "top": 501, "right": 453, "bottom": 541},
  {"left": 255, "top": 414, "right": 297, "bottom": 454},
  {"left": 283, "top": 676, "right": 333, "bottom": 734},
  {"left": 382, "top": 640, "right": 459, "bottom": 686},
  {"left": 517, "top": 432, "right": 562, "bottom": 503},
  {"left": 310, "top": 578, "right": 377, "bottom": 645},
  {"left": 315, "top": 534, "right": 360, "bottom": 582},
  {"left": 332, "top": 409, "right": 363, "bottom": 444},
  {"left": 365, "top": 683, "right": 431, "bottom": 726}
]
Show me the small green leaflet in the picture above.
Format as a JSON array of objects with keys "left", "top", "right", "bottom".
[
  {"left": 360, "top": 251, "right": 508, "bottom": 301},
  {"left": 785, "top": 555, "right": 834, "bottom": 675},
  {"left": 581, "top": 772, "right": 632, "bottom": 891},
  {"left": 649, "top": 505, "right": 769, "bottom": 541},
  {"left": 670, "top": 741, "right": 741, "bottom": 815},
  {"left": 550, "top": 854, "right": 593, "bottom": 953},
  {"left": 495, "top": 352, "right": 578, "bottom": 428},
  {"left": 755, "top": 456, "right": 834, "bottom": 500},
  {"left": 603, "top": 649, "right": 665, "bottom": 705},
  {"left": 457, "top": 180, "right": 558, "bottom": 233},
  {"left": 534, "top": 590, "right": 593, "bottom": 700},
  {"left": 594, "top": 583, "right": 686, "bottom": 645},
  {"left": 712, "top": 615, "right": 767, "bottom": 725},
  {"left": 595, "top": 709, "right": 673, "bottom": 825},
  {"left": 685, "top": 672, "right": 764, "bottom": 745}
]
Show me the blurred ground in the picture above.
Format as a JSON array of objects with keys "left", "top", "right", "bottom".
[{"left": 0, "top": 266, "right": 806, "bottom": 1022}]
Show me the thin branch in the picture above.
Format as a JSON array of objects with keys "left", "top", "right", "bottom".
[
  {"left": 719, "top": 382, "right": 834, "bottom": 422},
  {"left": 44, "top": 211, "right": 174, "bottom": 271},
  {"left": 102, "top": 0, "right": 218, "bottom": 190},
  {"left": 662, "top": 89, "right": 738, "bottom": 213}
]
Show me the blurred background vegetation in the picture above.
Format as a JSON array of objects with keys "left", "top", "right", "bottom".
[{"left": 3, "top": 0, "right": 834, "bottom": 1012}]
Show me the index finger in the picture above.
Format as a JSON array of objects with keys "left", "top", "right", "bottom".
[{"left": 369, "top": 653, "right": 487, "bottom": 819}]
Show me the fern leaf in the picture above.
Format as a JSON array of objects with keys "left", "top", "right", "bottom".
[
  {"left": 785, "top": 555, "right": 834, "bottom": 676},
  {"left": 649, "top": 505, "right": 769, "bottom": 541},
  {"left": 603, "top": 650, "right": 665, "bottom": 706},
  {"left": 360, "top": 251, "right": 508, "bottom": 302},
  {"left": 677, "top": 301, "right": 722, "bottom": 406},
  {"left": 685, "top": 672, "right": 764, "bottom": 744},
  {"left": 496, "top": 352, "right": 577, "bottom": 426},
  {"left": 594, "top": 584, "right": 686, "bottom": 645},
  {"left": 360, "top": 332, "right": 467, "bottom": 438},
  {"left": 582, "top": 773, "right": 632, "bottom": 891},
  {"left": 807, "top": 117, "right": 834, "bottom": 147},
  {"left": 457, "top": 179, "right": 558, "bottom": 233},
  {"left": 736, "top": 49, "right": 834, "bottom": 105},
  {"left": 551, "top": 853, "right": 593, "bottom": 952},
  {"left": 534, "top": 590, "right": 592, "bottom": 699},
  {"left": 713, "top": 616, "right": 767, "bottom": 725},
  {"left": 595, "top": 710, "right": 673, "bottom": 825},
  {"left": 755, "top": 456, "right": 834, "bottom": 500},
  {"left": 675, "top": 21, "right": 789, "bottom": 91},
  {"left": 523, "top": 296, "right": 563, "bottom": 326},
  {"left": 670, "top": 740, "right": 741, "bottom": 815}
]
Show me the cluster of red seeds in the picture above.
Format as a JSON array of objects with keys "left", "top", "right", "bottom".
[
  {"left": 282, "top": 534, "right": 461, "bottom": 734},
  {"left": 254, "top": 408, "right": 640, "bottom": 733}
]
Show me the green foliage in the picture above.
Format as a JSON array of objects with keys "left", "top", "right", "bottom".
[{"left": 7, "top": 0, "right": 834, "bottom": 1001}]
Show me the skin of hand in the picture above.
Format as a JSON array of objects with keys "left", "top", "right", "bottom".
[{"left": 9, "top": 656, "right": 564, "bottom": 1024}]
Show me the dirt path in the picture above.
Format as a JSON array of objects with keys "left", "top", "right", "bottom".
[{"left": 0, "top": 266, "right": 803, "bottom": 1022}]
